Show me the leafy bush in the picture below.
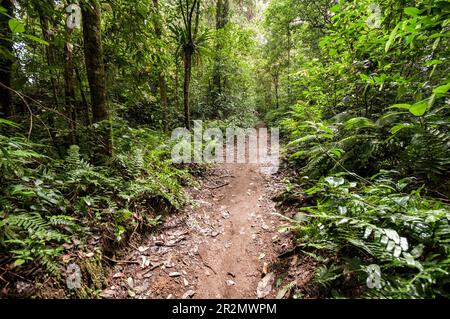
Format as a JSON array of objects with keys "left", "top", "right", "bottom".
[
  {"left": 0, "top": 122, "right": 189, "bottom": 276},
  {"left": 285, "top": 173, "right": 450, "bottom": 298},
  {"left": 266, "top": 0, "right": 450, "bottom": 299}
]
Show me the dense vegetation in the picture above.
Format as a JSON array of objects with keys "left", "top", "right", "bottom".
[
  {"left": 0, "top": 0, "right": 449, "bottom": 299},
  {"left": 265, "top": 0, "right": 450, "bottom": 298},
  {"left": 0, "top": 0, "right": 264, "bottom": 297}
]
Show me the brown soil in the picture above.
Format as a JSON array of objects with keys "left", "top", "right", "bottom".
[{"left": 101, "top": 135, "right": 295, "bottom": 299}]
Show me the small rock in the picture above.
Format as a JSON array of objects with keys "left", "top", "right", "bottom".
[
  {"left": 262, "top": 262, "right": 269, "bottom": 275},
  {"left": 167, "top": 294, "right": 174, "bottom": 299},
  {"left": 183, "top": 278, "right": 189, "bottom": 287},
  {"left": 259, "top": 253, "right": 266, "bottom": 260},
  {"left": 182, "top": 290, "right": 196, "bottom": 299},
  {"left": 138, "top": 246, "right": 149, "bottom": 253},
  {"left": 134, "top": 280, "right": 149, "bottom": 294},
  {"left": 257, "top": 273, "right": 275, "bottom": 299},
  {"left": 126, "top": 277, "right": 134, "bottom": 288},
  {"left": 99, "top": 289, "right": 116, "bottom": 299},
  {"left": 226, "top": 279, "right": 236, "bottom": 286},
  {"left": 169, "top": 272, "right": 182, "bottom": 277}
]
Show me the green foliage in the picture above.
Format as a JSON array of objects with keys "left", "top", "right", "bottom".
[
  {"left": 290, "top": 173, "right": 450, "bottom": 298},
  {"left": 0, "top": 125, "right": 188, "bottom": 275},
  {"left": 265, "top": 0, "right": 450, "bottom": 299}
]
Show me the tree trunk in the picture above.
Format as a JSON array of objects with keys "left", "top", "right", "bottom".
[
  {"left": 216, "top": 0, "right": 229, "bottom": 30},
  {"left": 82, "top": 1, "right": 108, "bottom": 123},
  {"left": 0, "top": 0, "right": 13, "bottom": 118},
  {"left": 81, "top": 0, "right": 111, "bottom": 155},
  {"left": 153, "top": 0, "right": 169, "bottom": 131},
  {"left": 75, "top": 66, "right": 91, "bottom": 125},
  {"left": 211, "top": 0, "right": 229, "bottom": 115},
  {"left": 38, "top": 3, "right": 59, "bottom": 110},
  {"left": 273, "top": 72, "right": 279, "bottom": 108},
  {"left": 64, "top": 39, "right": 77, "bottom": 144},
  {"left": 183, "top": 50, "right": 192, "bottom": 130},
  {"left": 36, "top": 0, "right": 60, "bottom": 150}
]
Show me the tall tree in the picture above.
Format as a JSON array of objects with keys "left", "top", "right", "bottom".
[
  {"left": 0, "top": 0, "right": 13, "bottom": 118},
  {"left": 153, "top": 0, "right": 169, "bottom": 131},
  {"left": 64, "top": 21, "right": 77, "bottom": 144},
  {"left": 35, "top": 0, "right": 61, "bottom": 147},
  {"left": 211, "top": 0, "right": 230, "bottom": 115},
  {"left": 81, "top": 0, "right": 111, "bottom": 155},
  {"left": 176, "top": 0, "right": 202, "bottom": 130}
]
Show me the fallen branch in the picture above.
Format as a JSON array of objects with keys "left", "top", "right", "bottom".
[
  {"left": 198, "top": 252, "right": 217, "bottom": 275},
  {"left": 103, "top": 255, "right": 139, "bottom": 265},
  {"left": 204, "top": 182, "right": 229, "bottom": 190}
]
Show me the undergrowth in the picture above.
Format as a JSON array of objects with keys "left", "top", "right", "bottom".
[{"left": 0, "top": 121, "right": 190, "bottom": 295}]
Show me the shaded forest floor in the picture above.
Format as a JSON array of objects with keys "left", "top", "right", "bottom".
[{"left": 99, "top": 139, "right": 313, "bottom": 299}]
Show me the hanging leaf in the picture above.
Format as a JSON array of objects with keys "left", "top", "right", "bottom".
[
  {"left": 385, "top": 23, "right": 400, "bottom": 52},
  {"left": 24, "top": 34, "right": 49, "bottom": 46},
  {"left": 389, "top": 104, "right": 411, "bottom": 110},
  {"left": 409, "top": 101, "right": 428, "bottom": 117},
  {"left": 432, "top": 83, "right": 450, "bottom": 94},
  {"left": 8, "top": 19, "right": 25, "bottom": 33},
  {"left": 389, "top": 123, "right": 414, "bottom": 135},
  {"left": 404, "top": 7, "right": 420, "bottom": 17}
]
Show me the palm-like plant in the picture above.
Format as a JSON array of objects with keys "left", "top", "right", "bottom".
[{"left": 170, "top": 0, "right": 209, "bottom": 129}]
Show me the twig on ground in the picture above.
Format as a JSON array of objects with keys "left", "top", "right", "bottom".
[
  {"left": 197, "top": 251, "right": 217, "bottom": 275},
  {"left": 204, "top": 182, "right": 229, "bottom": 190},
  {"left": 103, "top": 255, "right": 139, "bottom": 265}
]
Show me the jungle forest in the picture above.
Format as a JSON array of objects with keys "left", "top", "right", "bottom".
[{"left": 0, "top": 0, "right": 449, "bottom": 300}]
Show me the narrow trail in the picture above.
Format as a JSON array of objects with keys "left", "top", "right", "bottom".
[{"left": 101, "top": 133, "right": 290, "bottom": 299}]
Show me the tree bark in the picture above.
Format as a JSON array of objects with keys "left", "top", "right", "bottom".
[
  {"left": 75, "top": 66, "right": 91, "bottom": 125},
  {"left": 81, "top": 1, "right": 108, "bottom": 123},
  {"left": 81, "top": 0, "right": 111, "bottom": 155},
  {"left": 183, "top": 49, "right": 192, "bottom": 130},
  {"left": 0, "top": 0, "right": 13, "bottom": 118},
  {"left": 273, "top": 72, "right": 279, "bottom": 108},
  {"left": 64, "top": 39, "right": 77, "bottom": 144}
]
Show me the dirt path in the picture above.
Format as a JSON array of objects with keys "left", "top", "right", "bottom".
[{"left": 101, "top": 136, "right": 290, "bottom": 299}]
